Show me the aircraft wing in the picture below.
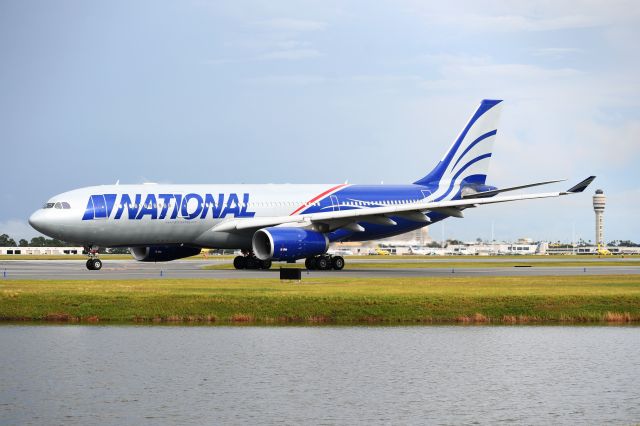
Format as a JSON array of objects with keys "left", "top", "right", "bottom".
[
  {"left": 211, "top": 176, "right": 596, "bottom": 233},
  {"left": 461, "top": 178, "right": 566, "bottom": 199}
]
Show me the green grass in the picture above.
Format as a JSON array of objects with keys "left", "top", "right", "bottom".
[{"left": 1, "top": 275, "right": 640, "bottom": 324}]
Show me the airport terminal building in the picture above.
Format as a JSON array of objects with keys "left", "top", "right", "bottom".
[{"left": 0, "top": 247, "right": 83, "bottom": 255}]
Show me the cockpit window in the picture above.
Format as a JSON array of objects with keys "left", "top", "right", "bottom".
[{"left": 43, "top": 201, "right": 71, "bottom": 209}]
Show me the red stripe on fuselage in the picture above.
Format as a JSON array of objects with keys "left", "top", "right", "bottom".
[{"left": 289, "top": 184, "right": 348, "bottom": 216}]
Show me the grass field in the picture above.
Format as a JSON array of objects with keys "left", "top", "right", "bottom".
[{"left": 1, "top": 275, "right": 639, "bottom": 324}]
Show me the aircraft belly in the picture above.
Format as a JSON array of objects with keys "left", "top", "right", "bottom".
[
  {"left": 66, "top": 220, "right": 213, "bottom": 247},
  {"left": 192, "top": 231, "right": 252, "bottom": 250}
]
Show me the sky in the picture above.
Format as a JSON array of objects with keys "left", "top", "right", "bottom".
[{"left": 1, "top": 0, "right": 639, "bottom": 244}]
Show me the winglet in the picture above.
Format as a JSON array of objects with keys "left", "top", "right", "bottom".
[{"left": 566, "top": 176, "right": 596, "bottom": 193}]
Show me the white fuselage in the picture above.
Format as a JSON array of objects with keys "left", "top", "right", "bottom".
[{"left": 29, "top": 183, "right": 401, "bottom": 249}]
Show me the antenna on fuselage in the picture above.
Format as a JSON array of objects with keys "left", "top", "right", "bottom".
[{"left": 115, "top": 180, "right": 120, "bottom": 185}]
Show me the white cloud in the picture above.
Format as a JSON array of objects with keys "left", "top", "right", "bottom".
[
  {"left": 261, "top": 18, "right": 327, "bottom": 32},
  {"left": 434, "top": 60, "right": 582, "bottom": 82},
  {"left": 532, "top": 47, "right": 583, "bottom": 58},
  {"left": 203, "top": 58, "right": 234, "bottom": 65},
  {"left": 223, "top": 18, "right": 326, "bottom": 62},
  {"left": 458, "top": 14, "right": 601, "bottom": 32},
  {"left": 246, "top": 74, "right": 326, "bottom": 86},
  {"left": 273, "top": 40, "right": 310, "bottom": 50},
  {"left": 576, "top": 120, "right": 640, "bottom": 168},
  {"left": 407, "top": 1, "right": 640, "bottom": 33},
  {"left": 258, "top": 48, "right": 323, "bottom": 60},
  {"left": 351, "top": 75, "right": 422, "bottom": 83}
]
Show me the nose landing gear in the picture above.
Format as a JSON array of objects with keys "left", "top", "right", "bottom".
[
  {"left": 84, "top": 246, "right": 102, "bottom": 270},
  {"left": 86, "top": 258, "right": 102, "bottom": 270}
]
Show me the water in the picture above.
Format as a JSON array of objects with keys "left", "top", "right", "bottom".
[{"left": 1, "top": 325, "right": 638, "bottom": 425}]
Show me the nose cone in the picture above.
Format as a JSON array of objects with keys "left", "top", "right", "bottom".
[{"left": 28, "top": 210, "right": 50, "bottom": 235}]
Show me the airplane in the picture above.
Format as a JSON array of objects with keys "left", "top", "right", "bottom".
[{"left": 28, "top": 99, "right": 595, "bottom": 271}]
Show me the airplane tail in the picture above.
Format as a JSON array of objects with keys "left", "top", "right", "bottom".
[{"left": 414, "top": 99, "right": 503, "bottom": 200}]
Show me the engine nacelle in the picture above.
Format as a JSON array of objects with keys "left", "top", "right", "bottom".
[
  {"left": 252, "top": 227, "right": 328, "bottom": 261},
  {"left": 130, "top": 245, "right": 202, "bottom": 262}
]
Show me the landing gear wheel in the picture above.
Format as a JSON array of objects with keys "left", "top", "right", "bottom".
[
  {"left": 86, "top": 258, "right": 102, "bottom": 270},
  {"left": 316, "top": 256, "right": 330, "bottom": 270},
  {"left": 332, "top": 256, "right": 345, "bottom": 270},
  {"left": 84, "top": 245, "right": 102, "bottom": 271},
  {"left": 246, "top": 257, "right": 260, "bottom": 270},
  {"left": 305, "top": 257, "right": 316, "bottom": 270},
  {"left": 233, "top": 256, "right": 247, "bottom": 270},
  {"left": 260, "top": 260, "right": 272, "bottom": 270}
]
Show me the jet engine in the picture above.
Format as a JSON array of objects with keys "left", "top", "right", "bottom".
[
  {"left": 252, "top": 227, "right": 328, "bottom": 261},
  {"left": 129, "top": 245, "right": 202, "bottom": 262}
]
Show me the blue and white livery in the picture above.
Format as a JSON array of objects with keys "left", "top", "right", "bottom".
[{"left": 29, "top": 100, "right": 595, "bottom": 270}]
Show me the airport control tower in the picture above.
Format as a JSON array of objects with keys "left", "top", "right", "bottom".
[{"left": 593, "top": 189, "right": 606, "bottom": 247}]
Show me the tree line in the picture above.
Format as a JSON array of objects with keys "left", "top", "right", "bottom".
[
  {"left": 0, "top": 234, "right": 71, "bottom": 247},
  {"left": 0, "top": 234, "right": 132, "bottom": 254}
]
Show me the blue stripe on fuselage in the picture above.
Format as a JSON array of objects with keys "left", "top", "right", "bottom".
[{"left": 297, "top": 185, "right": 436, "bottom": 215}]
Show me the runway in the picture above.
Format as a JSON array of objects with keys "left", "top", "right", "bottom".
[{"left": 2, "top": 259, "right": 640, "bottom": 280}]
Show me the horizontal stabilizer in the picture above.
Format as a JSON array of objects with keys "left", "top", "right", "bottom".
[{"left": 462, "top": 179, "right": 565, "bottom": 199}]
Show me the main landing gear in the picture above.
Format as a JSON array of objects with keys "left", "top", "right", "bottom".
[
  {"left": 233, "top": 252, "right": 272, "bottom": 270},
  {"left": 232, "top": 252, "right": 344, "bottom": 271},
  {"left": 85, "top": 246, "right": 102, "bottom": 270},
  {"left": 305, "top": 254, "right": 344, "bottom": 271}
]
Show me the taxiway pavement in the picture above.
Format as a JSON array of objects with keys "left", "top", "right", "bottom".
[{"left": 1, "top": 259, "right": 639, "bottom": 280}]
